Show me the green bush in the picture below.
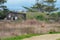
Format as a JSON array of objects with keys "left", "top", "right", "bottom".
[
  {"left": 0, "top": 11, "right": 7, "bottom": 19},
  {"left": 49, "top": 29, "right": 56, "bottom": 34},
  {"left": 57, "top": 12, "right": 60, "bottom": 17},
  {"left": 48, "top": 29, "right": 60, "bottom": 34},
  {"left": 35, "top": 15, "right": 45, "bottom": 21}
]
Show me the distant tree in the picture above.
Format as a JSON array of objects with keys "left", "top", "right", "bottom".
[
  {"left": 23, "top": 0, "right": 58, "bottom": 13},
  {"left": 23, "top": 0, "right": 45, "bottom": 12},
  {"left": 0, "top": 0, "right": 8, "bottom": 19},
  {"left": 43, "top": 0, "right": 58, "bottom": 13},
  {"left": 57, "top": 12, "right": 60, "bottom": 17},
  {"left": 56, "top": 12, "right": 60, "bottom": 21},
  {"left": 0, "top": 0, "right": 6, "bottom": 4},
  {"left": 0, "top": 0, "right": 7, "bottom": 10}
]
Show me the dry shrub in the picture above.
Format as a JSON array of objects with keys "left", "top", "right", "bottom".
[
  {"left": 0, "top": 20, "right": 60, "bottom": 37},
  {"left": 20, "top": 27, "right": 35, "bottom": 34},
  {"left": 23, "top": 19, "right": 40, "bottom": 25}
]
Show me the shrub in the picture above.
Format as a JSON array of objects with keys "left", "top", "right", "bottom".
[
  {"left": 35, "top": 15, "right": 45, "bottom": 21},
  {"left": 19, "top": 27, "right": 35, "bottom": 34},
  {"left": 49, "top": 29, "right": 56, "bottom": 34}
]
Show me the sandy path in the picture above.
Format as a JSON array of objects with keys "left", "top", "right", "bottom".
[{"left": 23, "top": 34, "right": 60, "bottom": 40}]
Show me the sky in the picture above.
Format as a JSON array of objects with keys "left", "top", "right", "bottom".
[{"left": 4, "top": 0, "right": 60, "bottom": 11}]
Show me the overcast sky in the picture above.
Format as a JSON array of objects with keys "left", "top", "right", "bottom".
[{"left": 4, "top": 0, "right": 60, "bottom": 11}]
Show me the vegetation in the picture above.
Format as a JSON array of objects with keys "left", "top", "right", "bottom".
[
  {"left": 0, "top": 0, "right": 59, "bottom": 21},
  {"left": 1, "top": 34, "right": 40, "bottom": 40},
  {"left": 23, "top": 0, "right": 45, "bottom": 12},
  {"left": 23, "top": 0, "right": 59, "bottom": 22},
  {"left": 43, "top": 0, "right": 58, "bottom": 13},
  {"left": 0, "top": 0, "right": 60, "bottom": 40},
  {"left": 0, "top": 0, "right": 9, "bottom": 19},
  {"left": 56, "top": 38, "right": 60, "bottom": 40},
  {"left": 1, "top": 32, "right": 60, "bottom": 40},
  {"left": 26, "top": 11, "right": 60, "bottom": 22},
  {"left": 23, "top": 0, "right": 58, "bottom": 13},
  {"left": 48, "top": 31, "right": 60, "bottom": 34},
  {"left": 35, "top": 14, "right": 45, "bottom": 21}
]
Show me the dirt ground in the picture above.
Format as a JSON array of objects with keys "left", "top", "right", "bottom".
[{"left": 23, "top": 34, "right": 60, "bottom": 40}]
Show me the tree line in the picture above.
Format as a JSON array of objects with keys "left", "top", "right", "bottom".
[
  {"left": 23, "top": 0, "right": 58, "bottom": 13},
  {"left": 0, "top": 0, "right": 60, "bottom": 20}
]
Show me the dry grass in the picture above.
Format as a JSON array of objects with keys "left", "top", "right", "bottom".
[{"left": 0, "top": 20, "right": 60, "bottom": 37}]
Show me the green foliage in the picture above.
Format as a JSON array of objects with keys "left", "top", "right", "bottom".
[
  {"left": 48, "top": 29, "right": 60, "bottom": 34},
  {"left": 0, "top": 0, "right": 7, "bottom": 10},
  {"left": 23, "top": 0, "right": 58, "bottom": 13},
  {"left": 43, "top": 0, "right": 58, "bottom": 13},
  {"left": 49, "top": 32, "right": 60, "bottom": 34},
  {"left": 49, "top": 29, "right": 56, "bottom": 34},
  {"left": 1, "top": 34, "right": 40, "bottom": 40},
  {"left": 26, "top": 12, "right": 60, "bottom": 22},
  {"left": 0, "top": 0, "right": 8, "bottom": 19},
  {"left": 50, "top": 13, "right": 57, "bottom": 17},
  {"left": 0, "top": 0, "right": 6, "bottom": 4},
  {"left": 0, "top": 11, "right": 6, "bottom": 19},
  {"left": 57, "top": 38, "right": 60, "bottom": 40},
  {"left": 23, "top": 0, "right": 45, "bottom": 12},
  {"left": 44, "top": 6, "right": 58, "bottom": 13},
  {"left": 35, "top": 15, "right": 45, "bottom": 20},
  {"left": 44, "top": 0, "right": 56, "bottom": 3},
  {"left": 26, "top": 12, "right": 46, "bottom": 19},
  {"left": 57, "top": 12, "right": 60, "bottom": 17}
]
